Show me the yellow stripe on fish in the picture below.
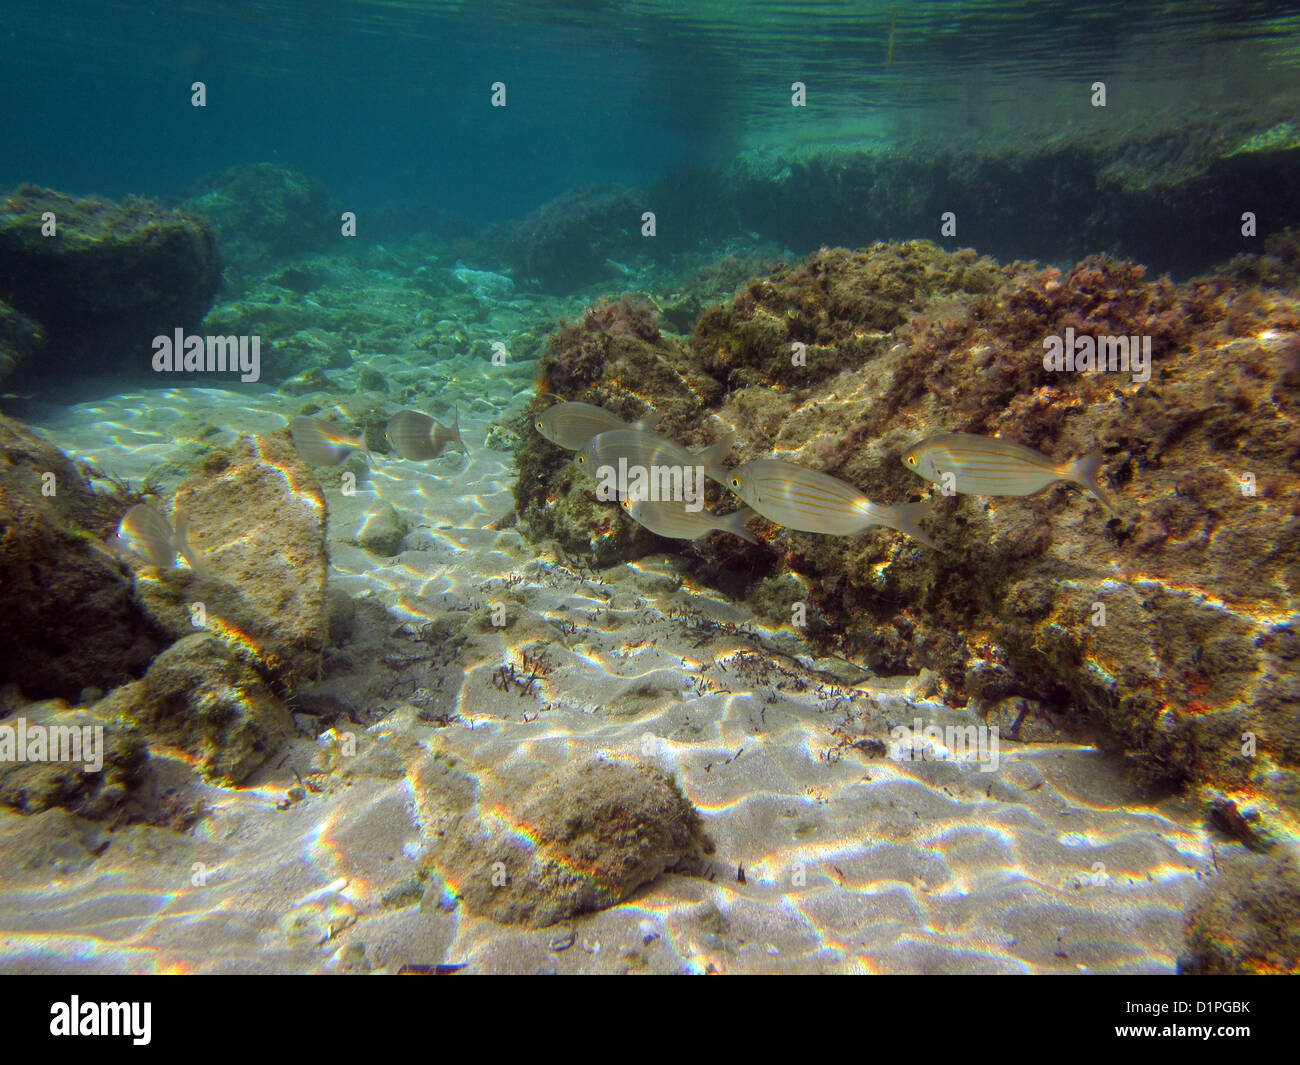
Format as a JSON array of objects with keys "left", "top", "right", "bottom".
[
  {"left": 535, "top": 401, "right": 661, "bottom": 450},
  {"left": 576, "top": 429, "right": 733, "bottom": 487},
  {"left": 620, "top": 497, "right": 759, "bottom": 545},
  {"left": 902, "top": 432, "right": 1119, "bottom": 514},
  {"left": 725, "top": 459, "right": 935, "bottom": 547}
]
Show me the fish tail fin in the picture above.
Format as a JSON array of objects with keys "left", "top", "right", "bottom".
[
  {"left": 452, "top": 405, "right": 469, "bottom": 457},
  {"left": 699, "top": 433, "right": 735, "bottom": 485},
  {"left": 888, "top": 501, "right": 937, "bottom": 549},
  {"left": 171, "top": 512, "right": 210, "bottom": 578},
  {"left": 724, "top": 507, "right": 760, "bottom": 546},
  {"left": 1066, "top": 453, "right": 1120, "bottom": 516}
]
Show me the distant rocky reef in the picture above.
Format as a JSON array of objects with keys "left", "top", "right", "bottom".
[{"left": 517, "top": 237, "right": 1300, "bottom": 837}]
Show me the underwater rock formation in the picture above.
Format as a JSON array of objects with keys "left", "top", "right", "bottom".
[
  {"left": 0, "top": 697, "right": 151, "bottom": 819},
  {"left": 0, "top": 415, "right": 166, "bottom": 699},
  {"left": 182, "top": 163, "right": 341, "bottom": 291},
  {"left": 133, "top": 431, "right": 330, "bottom": 685},
  {"left": 1179, "top": 849, "right": 1300, "bottom": 973},
  {"left": 99, "top": 633, "right": 293, "bottom": 785},
  {"left": 0, "top": 185, "right": 221, "bottom": 391},
  {"left": 661, "top": 118, "right": 1300, "bottom": 278},
  {"left": 519, "top": 240, "right": 1300, "bottom": 826},
  {"left": 515, "top": 294, "right": 729, "bottom": 565},
  {"left": 437, "top": 756, "right": 713, "bottom": 927},
  {"left": 488, "top": 184, "right": 645, "bottom": 294}
]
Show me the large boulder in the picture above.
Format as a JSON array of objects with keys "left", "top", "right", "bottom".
[
  {"left": 134, "top": 430, "right": 330, "bottom": 686},
  {"left": 0, "top": 414, "right": 166, "bottom": 699},
  {"left": 0, "top": 185, "right": 221, "bottom": 390},
  {"left": 437, "top": 756, "right": 714, "bottom": 927},
  {"left": 99, "top": 633, "right": 293, "bottom": 784}
]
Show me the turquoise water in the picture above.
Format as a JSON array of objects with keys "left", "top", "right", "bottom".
[{"left": 5, "top": 1, "right": 1299, "bottom": 213}]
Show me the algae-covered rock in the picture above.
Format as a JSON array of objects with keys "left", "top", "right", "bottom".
[
  {"left": 104, "top": 632, "right": 293, "bottom": 784},
  {"left": 0, "top": 414, "right": 167, "bottom": 699},
  {"left": 1179, "top": 850, "right": 1300, "bottom": 974},
  {"left": 0, "top": 184, "right": 221, "bottom": 390},
  {"left": 0, "top": 298, "right": 43, "bottom": 385},
  {"left": 438, "top": 756, "right": 714, "bottom": 927},
  {"left": 514, "top": 295, "right": 729, "bottom": 564},
  {"left": 181, "top": 163, "right": 340, "bottom": 289},
  {"left": 0, "top": 699, "right": 152, "bottom": 819},
  {"left": 517, "top": 240, "right": 1300, "bottom": 827}
]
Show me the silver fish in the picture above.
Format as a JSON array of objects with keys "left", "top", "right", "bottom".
[
  {"left": 386, "top": 408, "right": 467, "bottom": 461},
  {"left": 902, "top": 432, "right": 1119, "bottom": 514},
  {"left": 725, "top": 458, "right": 935, "bottom": 547},
  {"left": 576, "top": 429, "right": 733, "bottom": 488},
  {"left": 112, "top": 503, "right": 208, "bottom": 576},
  {"left": 290, "top": 416, "right": 369, "bottom": 466},
  {"left": 621, "top": 497, "right": 760, "bottom": 545},
  {"left": 535, "top": 401, "right": 661, "bottom": 450}
]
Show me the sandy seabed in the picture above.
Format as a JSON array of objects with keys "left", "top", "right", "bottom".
[{"left": 0, "top": 383, "right": 1211, "bottom": 974}]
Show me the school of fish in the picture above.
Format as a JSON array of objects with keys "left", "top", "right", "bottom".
[{"left": 538, "top": 401, "right": 1120, "bottom": 549}]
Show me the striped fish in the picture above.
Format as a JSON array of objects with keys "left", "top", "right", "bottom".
[
  {"left": 386, "top": 408, "right": 467, "bottom": 461},
  {"left": 576, "top": 429, "right": 733, "bottom": 487},
  {"left": 621, "top": 497, "right": 760, "bottom": 545},
  {"left": 902, "top": 432, "right": 1119, "bottom": 514},
  {"left": 725, "top": 458, "right": 935, "bottom": 547},
  {"left": 111, "top": 503, "right": 208, "bottom": 577},
  {"left": 534, "top": 401, "right": 661, "bottom": 450},
  {"left": 290, "top": 416, "right": 369, "bottom": 466}
]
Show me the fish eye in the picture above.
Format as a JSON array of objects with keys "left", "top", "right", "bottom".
[
  {"left": 907, "top": 456, "right": 917, "bottom": 466},
  {"left": 535, "top": 420, "right": 544, "bottom": 430},
  {"left": 577, "top": 454, "right": 585, "bottom": 464},
  {"left": 730, "top": 477, "right": 741, "bottom": 488}
]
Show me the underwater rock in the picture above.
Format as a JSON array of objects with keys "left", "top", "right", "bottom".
[
  {"left": 0, "top": 298, "right": 43, "bottom": 385},
  {"left": 103, "top": 632, "right": 293, "bottom": 784},
  {"left": 514, "top": 295, "right": 727, "bottom": 564},
  {"left": 1179, "top": 850, "right": 1300, "bottom": 974},
  {"left": 0, "top": 414, "right": 167, "bottom": 699},
  {"left": 452, "top": 264, "right": 514, "bottom": 301},
  {"left": 0, "top": 807, "right": 102, "bottom": 876},
  {"left": 488, "top": 184, "right": 645, "bottom": 293},
  {"left": 438, "top": 756, "right": 714, "bottom": 927},
  {"left": 692, "top": 125, "right": 1300, "bottom": 279},
  {"left": 0, "top": 184, "right": 221, "bottom": 391},
  {"left": 133, "top": 431, "right": 329, "bottom": 683},
  {"left": 0, "top": 699, "right": 152, "bottom": 819},
  {"left": 357, "top": 503, "right": 407, "bottom": 557},
  {"left": 483, "top": 424, "right": 520, "bottom": 451},
  {"left": 517, "top": 240, "right": 1300, "bottom": 824},
  {"left": 181, "top": 163, "right": 341, "bottom": 290}
]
